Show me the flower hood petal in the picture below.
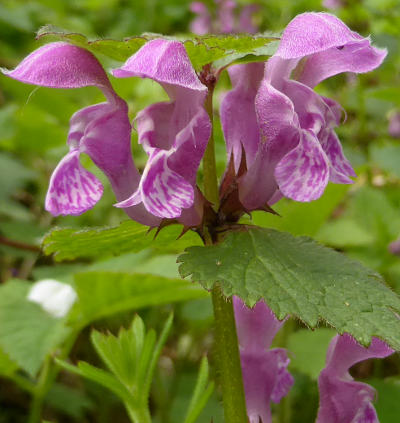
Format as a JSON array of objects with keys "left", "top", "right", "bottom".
[
  {"left": 112, "top": 39, "right": 207, "bottom": 97},
  {"left": 316, "top": 334, "right": 394, "bottom": 423},
  {"left": 2, "top": 42, "right": 114, "bottom": 97},
  {"left": 275, "top": 12, "right": 387, "bottom": 87}
]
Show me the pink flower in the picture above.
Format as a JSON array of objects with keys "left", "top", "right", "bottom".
[
  {"left": 3, "top": 42, "right": 158, "bottom": 225},
  {"left": 221, "top": 13, "right": 386, "bottom": 211},
  {"left": 233, "top": 297, "right": 293, "bottom": 423},
  {"left": 189, "top": 0, "right": 259, "bottom": 35},
  {"left": 112, "top": 40, "right": 211, "bottom": 226},
  {"left": 317, "top": 334, "right": 394, "bottom": 423}
]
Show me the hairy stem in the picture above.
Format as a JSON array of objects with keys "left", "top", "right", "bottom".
[
  {"left": 202, "top": 82, "right": 219, "bottom": 208},
  {"left": 211, "top": 286, "right": 248, "bottom": 423},
  {"left": 201, "top": 67, "right": 248, "bottom": 423}
]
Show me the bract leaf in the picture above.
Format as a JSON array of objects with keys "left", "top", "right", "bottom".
[
  {"left": 178, "top": 226, "right": 400, "bottom": 349},
  {"left": 36, "top": 26, "right": 279, "bottom": 70}
]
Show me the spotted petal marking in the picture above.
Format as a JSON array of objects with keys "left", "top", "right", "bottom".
[
  {"left": 270, "top": 349, "right": 294, "bottom": 403},
  {"left": 275, "top": 130, "right": 330, "bottom": 202},
  {"left": 353, "top": 393, "right": 379, "bottom": 423},
  {"left": 45, "top": 150, "right": 103, "bottom": 216},
  {"left": 116, "top": 151, "right": 194, "bottom": 219},
  {"left": 142, "top": 151, "right": 194, "bottom": 218},
  {"left": 321, "top": 130, "right": 356, "bottom": 183}
]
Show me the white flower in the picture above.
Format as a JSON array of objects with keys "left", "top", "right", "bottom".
[{"left": 27, "top": 279, "right": 77, "bottom": 318}]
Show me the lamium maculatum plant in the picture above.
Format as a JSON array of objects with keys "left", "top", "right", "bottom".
[{"left": 2, "top": 8, "right": 399, "bottom": 423}]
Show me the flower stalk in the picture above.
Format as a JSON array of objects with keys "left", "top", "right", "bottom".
[{"left": 201, "top": 66, "right": 248, "bottom": 423}]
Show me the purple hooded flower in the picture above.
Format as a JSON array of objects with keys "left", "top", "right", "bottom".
[
  {"left": 233, "top": 297, "right": 294, "bottom": 423},
  {"left": 221, "top": 13, "right": 386, "bottom": 211},
  {"left": 322, "top": 0, "right": 342, "bottom": 10},
  {"left": 189, "top": 0, "right": 259, "bottom": 35},
  {"left": 316, "top": 334, "right": 394, "bottom": 423},
  {"left": 239, "top": 4, "right": 260, "bottom": 34},
  {"left": 112, "top": 40, "right": 211, "bottom": 226},
  {"left": 190, "top": 2, "right": 212, "bottom": 35},
  {"left": 389, "top": 237, "right": 400, "bottom": 256},
  {"left": 216, "top": 0, "right": 236, "bottom": 33},
  {"left": 3, "top": 42, "right": 159, "bottom": 226},
  {"left": 388, "top": 111, "right": 400, "bottom": 138}
]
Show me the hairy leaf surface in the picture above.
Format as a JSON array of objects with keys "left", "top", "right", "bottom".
[
  {"left": 42, "top": 221, "right": 201, "bottom": 261},
  {"left": 178, "top": 227, "right": 400, "bottom": 349}
]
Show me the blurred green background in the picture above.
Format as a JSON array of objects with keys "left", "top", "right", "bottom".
[{"left": 1, "top": 0, "right": 400, "bottom": 422}]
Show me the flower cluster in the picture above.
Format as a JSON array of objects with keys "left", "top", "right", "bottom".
[
  {"left": 221, "top": 12, "right": 386, "bottom": 212},
  {"left": 3, "top": 13, "right": 386, "bottom": 231},
  {"left": 190, "top": 0, "right": 259, "bottom": 35},
  {"left": 235, "top": 298, "right": 395, "bottom": 423},
  {"left": 4, "top": 40, "right": 211, "bottom": 227}
]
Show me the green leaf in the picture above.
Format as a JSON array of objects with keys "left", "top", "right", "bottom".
[
  {"left": 36, "top": 26, "right": 279, "bottom": 70},
  {"left": 70, "top": 271, "right": 207, "bottom": 326},
  {"left": 212, "top": 39, "right": 279, "bottom": 69},
  {"left": 45, "top": 383, "right": 94, "bottom": 419},
  {"left": 287, "top": 328, "right": 336, "bottom": 379},
  {"left": 0, "top": 280, "right": 70, "bottom": 376},
  {"left": 0, "top": 346, "right": 18, "bottom": 377},
  {"left": 0, "top": 153, "right": 35, "bottom": 206},
  {"left": 42, "top": 221, "right": 202, "bottom": 261},
  {"left": 56, "top": 358, "right": 130, "bottom": 402},
  {"left": 184, "top": 357, "right": 214, "bottom": 423},
  {"left": 346, "top": 187, "right": 400, "bottom": 243},
  {"left": 57, "top": 314, "right": 173, "bottom": 423},
  {"left": 178, "top": 227, "right": 400, "bottom": 349},
  {"left": 145, "top": 313, "right": 173, "bottom": 395},
  {"left": 368, "top": 87, "right": 400, "bottom": 105},
  {"left": 315, "top": 218, "right": 374, "bottom": 248},
  {"left": 90, "top": 315, "right": 156, "bottom": 392},
  {"left": 370, "top": 141, "right": 400, "bottom": 179}
]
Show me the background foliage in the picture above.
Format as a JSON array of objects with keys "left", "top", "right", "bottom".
[{"left": 1, "top": 0, "right": 400, "bottom": 422}]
